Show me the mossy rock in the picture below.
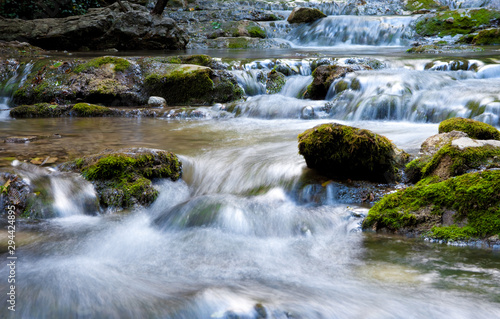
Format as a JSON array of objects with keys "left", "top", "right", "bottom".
[
  {"left": 60, "top": 148, "right": 182, "bottom": 209},
  {"left": 471, "top": 28, "right": 500, "bottom": 45},
  {"left": 298, "top": 123, "right": 407, "bottom": 183},
  {"left": 9, "top": 103, "right": 72, "bottom": 118},
  {"left": 287, "top": 7, "right": 326, "bottom": 24},
  {"left": 362, "top": 169, "right": 500, "bottom": 241},
  {"left": 405, "top": 0, "right": 440, "bottom": 12},
  {"left": 306, "top": 65, "right": 354, "bottom": 100},
  {"left": 266, "top": 70, "right": 286, "bottom": 94},
  {"left": 74, "top": 56, "right": 131, "bottom": 73},
  {"left": 71, "top": 103, "right": 113, "bottom": 117},
  {"left": 208, "top": 21, "right": 266, "bottom": 39},
  {"left": 439, "top": 117, "right": 500, "bottom": 140},
  {"left": 162, "top": 55, "right": 213, "bottom": 66},
  {"left": 415, "top": 9, "right": 500, "bottom": 37}
]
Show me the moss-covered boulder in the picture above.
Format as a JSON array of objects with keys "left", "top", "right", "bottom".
[
  {"left": 266, "top": 70, "right": 286, "bottom": 94},
  {"left": 12, "top": 56, "right": 145, "bottom": 106},
  {"left": 306, "top": 65, "right": 354, "bottom": 100},
  {"left": 415, "top": 9, "right": 500, "bottom": 37},
  {"left": 71, "top": 103, "right": 114, "bottom": 117},
  {"left": 287, "top": 7, "right": 326, "bottom": 24},
  {"left": 208, "top": 21, "right": 266, "bottom": 39},
  {"left": 420, "top": 130, "right": 469, "bottom": 155},
  {"left": 143, "top": 62, "right": 243, "bottom": 105},
  {"left": 362, "top": 169, "right": 500, "bottom": 242},
  {"left": 60, "top": 148, "right": 182, "bottom": 209},
  {"left": 161, "top": 55, "right": 213, "bottom": 67},
  {"left": 470, "top": 28, "right": 500, "bottom": 45},
  {"left": 9, "top": 103, "right": 72, "bottom": 118},
  {"left": 407, "top": 137, "right": 500, "bottom": 182},
  {"left": 439, "top": 117, "right": 500, "bottom": 140},
  {"left": 298, "top": 123, "right": 408, "bottom": 183}
]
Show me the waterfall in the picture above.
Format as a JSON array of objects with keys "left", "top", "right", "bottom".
[
  {"left": 0, "top": 62, "right": 34, "bottom": 120},
  {"left": 11, "top": 161, "right": 99, "bottom": 218},
  {"left": 264, "top": 15, "right": 417, "bottom": 47}
]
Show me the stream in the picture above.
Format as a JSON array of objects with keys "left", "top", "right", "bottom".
[{"left": 1, "top": 10, "right": 500, "bottom": 319}]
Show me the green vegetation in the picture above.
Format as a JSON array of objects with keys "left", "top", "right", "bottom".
[
  {"left": 71, "top": 103, "right": 112, "bottom": 117},
  {"left": 298, "top": 123, "right": 403, "bottom": 182},
  {"left": 439, "top": 117, "right": 500, "bottom": 140},
  {"left": 470, "top": 28, "right": 500, "bottom": 45},
  {"left": 70, "top": 150, "right": 182, "bottom": 208},
  {"left": 9, "top": 103, "right": 71, "bottom": 118},
  {"left": 405, "top": 156, "right": 431, "bottom": 183},
  {"left": 227, "top": 37, "right": 252, "bottom": 49},
  {"left": 74, "top": 56, "right": 131, "bottom": 73},
  {"left": 415, "top": 9, "right": 500, "bottom": 37},
  {"left": 246, "top": 25, "right": 266, "bottom": 38},
  {"left": 164, "top": 55, "right": 213, "bottom": 66},
  {"left": 405, "top": 0, "right": 440, "bottom": 11},
  {"left": 266, "top": 70, "right": 286, "bottom": 94},
  {"left": 144, "top": 66, "right": 214, "bottom": 105},
  {"left": 363, "top": 170, "right": 500, "bottom": 240}
]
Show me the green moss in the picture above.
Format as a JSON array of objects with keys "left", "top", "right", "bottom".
[
  {"left": 227, "top": 38, "right": 251, "bottom": 49},
  {"left": 74, "top": 56, "right": 131, "bottom": 73},
  {"left": 405, "top": 0, "right": 440, "bottom": 11},
  {"left": 439, "top": 117, "right": 500, "bottom": 140},
  {"left": 421, "top": 144, "right": 500, "bottom": 179},
  {"left": 71, "top": 103, "right": 113, "bottom": 117},
  {"left": 350, "top": 78, "right": 361, "bottom": 90},
  {"left": 70, "top": 150, "right": 182, "bottom": 208},
  {"left": 407, "top": 45, "right": 440, "bottom": 53},
  {"left": 334, "top": 80, "right": 349, "bottom": 94},
  {"left": 363, "top": 170, "right": 500, "bottom": 239},
  {"left": 247, "top": 25, "right": 266, "bottom": 38},
  {"left": 9, "top": 103, "right": 70, "bottom": 118},
  {"left": 415, "top": 9, "right": 500, "bottom": 37},
  {"left": 165, "top": 55, "right": 212, "bottom": 66},
  {"left": 471, "top": 28, "right": 500, "bottom": 45},
  {"left": 266, "top": 70, "right": 286, "bottom": 94},
  {"left": 298, "top": 123, "right": 401, "bottom": 182},
  {"left": 428, "top": 225, "right": 477, "bottom": 240},
  {"left": 144, "top": 66, "right": 214, "bottom": 105},
  {"left": 405, "top": 156, "right": 432, "bottom": 183}
]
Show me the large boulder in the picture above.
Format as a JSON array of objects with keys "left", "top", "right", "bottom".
[
  {"left": 298, "top": 123, "right": 408, "bottom": 183},
  {"left": 420, "top": 130, "right": 469, "bottom": 155},
  {"left": 438, "top": 117, "right": 500, "bottom": 140},
  {"left": 0, "top": 2, "right": 188, "bottom": 50},
  {"left": 362, "top": 169, "right": 500, "bottom": 244},
  {"left": 287, "top": 7, "right": 326, "bottom": 24},
  {"left": 59, "top": 148, "right": 182, "bottom": 209},
  {"left": 142, "top": 61, "right": 243, "bottom": 105},
  {"left": 306, "top": 65, "right": 355, "bottom": 100}
]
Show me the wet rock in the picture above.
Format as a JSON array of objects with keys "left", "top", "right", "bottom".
[
  {"left": 265, "top": 70, "right": 286, "bottom": 94},
  {"left": 298, "top": 123, "right": 409, "bottom": 183},
  {"left": 470, "top": 28, "right": 500, "bottom": 45},
  {"left": 0, "top": 172, "right": 34, "bottom": 216},
  {"left": 306, "top": 65, "right": 355, "bottom": 100},
  {"left": 148, "top": 96, "right": 167, "bottom": 108},
  {"left": 4, "top": 136, "right": 39, "bottom": 143},
  {"left": 59, "top": 148, "right": 182, "bottom": 209},
  {"left": 207, "top": 20, "right": 266, "bottom": 39},
  {"left": 420, "top": 130, "right": 469, "bottom": 155},
  {"left": 362, "top": 169, "right": 500, "bottom": 244},
  {"left": 143, "top": 62, "right": 243, "bottom": 105},
  {"left": 439, "top": 117, "right": 500, "bottom": 140},
  {"left": 10, "top": 103, "right": 72, "bottom": 118},
  {"left": 0, "top": 41, "right": 45, "bottom": 57},
  {"left": 0, "top": 2, "right": 188, "bottom": 51},
  {"left": 405, "top": 0, "right": 440, "bottom": 11},
  {"left": 287, "top": 7, "right": 326, "bottom": 24},
  {"left": 205, "top": 37, "right": 291, "bottom": 49}
]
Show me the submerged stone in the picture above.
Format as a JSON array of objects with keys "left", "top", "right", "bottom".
[
  {"left": 298, "top": 123, "right": 408, "bottom": 183},
  {"left": 60, "top": 148, "right": 182, "bottom": 209}
]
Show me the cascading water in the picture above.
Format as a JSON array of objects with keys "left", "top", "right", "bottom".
[
  {"left": 264, "top": 15, "right": 417, "bottom": 47},
  {"left": 0, "top": 62, "right": 33, "bottom": 120}
]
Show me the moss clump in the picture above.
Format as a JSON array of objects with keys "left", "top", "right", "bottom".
[
  {"left": 298, "top": 123, "right": 404, "bottom": 182},
  {"left": 415, "top": 9, "right": 500, "bottom": 37},
  {"left": 405, "top": 156, "right": 431, "bottom": 183},
  {"left": 266, "top": 70, "right": 286, "bottom": 94},
  {"left": 9, "top": 103, "right": 71, "bottom": 118},
  {"left": 406, "top": 0, "right": 440, "bottom": 11},
  {"left": 420, "top": 144, "right": 500, "bottom": 180},
  {"left": 64, "top": 149, "right": 182, "bottom": 208},
  {"left": 362, "top": 170, "right": 500, "bottom": 240},
  {"left": 165, "top": 55, "right": 212, "bottom": 66},
  {"left": 144, "top": 66, "right": 214, "bottom": 105},
  {"left": 471, "top": 28, "right": 500, "bottom": 45},
  {"left": 334, "top": 80, "right": 349, "bottom": 94},
  {"left": 71, "top": 103, "right": 113, "bottom": 117},
  {"left": 246, "top": 25, "right": 266, "bottom": 38},
  {"left": 74, "top": 56, "right": 131, "bottom": 73},
  {"left": 439, "top": 117, "right": 500, "bottom": 140},
  {"left": 227, "top": 37, "right": 252, "bottom": 49}
]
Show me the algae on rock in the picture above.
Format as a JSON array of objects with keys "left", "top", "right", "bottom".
[{"left": 439, "top": 117, "right": 500, "bottom": 140}]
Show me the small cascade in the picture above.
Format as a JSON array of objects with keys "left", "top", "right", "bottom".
[
  {"left": 230, "top": 95, "right": 325, "bottom": 119},
  {"left": 279, "top": 75, "right": 313, "bottom": 98},
  {"left": 265, "top": 15, "right": 417, "bottom": 47},
  {"left": 232, "top": 69, "right": 266, "bottom": 96},
  {"left": 325, "top": 69, "right": 500, "bottom": 125},
  {"left": 0, "top": 62, "right": 34, "bottom": 120},
  {"left": 12, "top": 161, "right": 99, "bottom": 217},
  {"left": 0, "top": 96, "right": 10, "bottom": 121}
]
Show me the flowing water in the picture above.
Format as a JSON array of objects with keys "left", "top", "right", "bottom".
[{"left": 1, "top": 11, "right": 500, "bottom": 319}]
